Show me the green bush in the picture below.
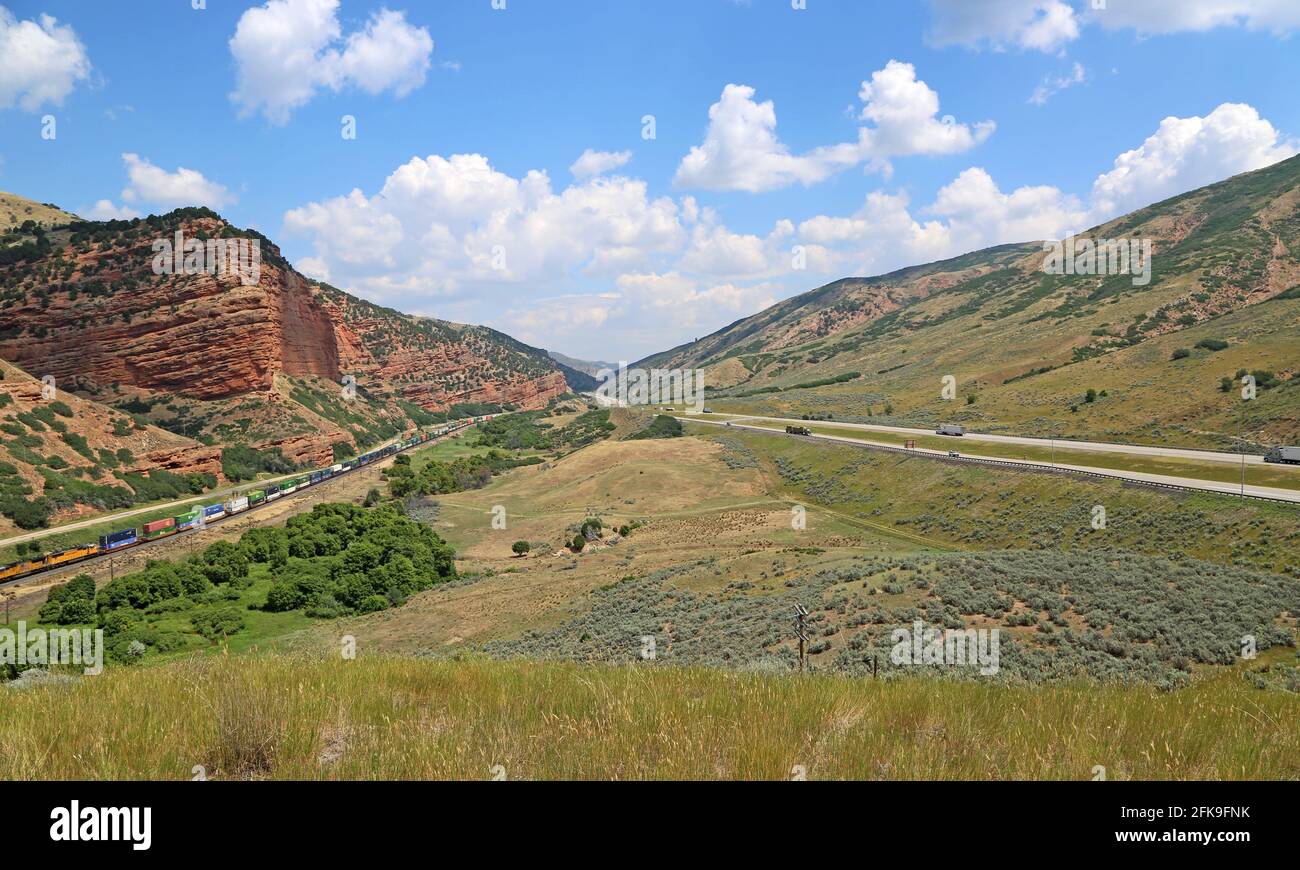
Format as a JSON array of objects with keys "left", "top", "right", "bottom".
[{"left": 191, "top": 607, "right": 245, "bottom": 641}]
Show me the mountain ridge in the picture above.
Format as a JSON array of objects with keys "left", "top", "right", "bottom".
[{"left": 635, "top": 154, "right": 1300, "bottom": 449}]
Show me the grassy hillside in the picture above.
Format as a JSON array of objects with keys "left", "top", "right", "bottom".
[
  {"left": 0, "top": 191, "right": 78, "bottom": 231},
  {"left": 2, "top": 655, "right": 1295, "bottom": 779},
  {"left": 0, "top": 360, "right": 225, "bottom": 533},
  {"left": 641, "top": 155, "right": 1300, "bottom": 450}
]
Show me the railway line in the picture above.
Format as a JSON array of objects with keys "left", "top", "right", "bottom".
[{"left": 0, "top": 416, "right": 493, "bottom": 591}]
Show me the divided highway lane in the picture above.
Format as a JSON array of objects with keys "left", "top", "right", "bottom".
[
  {"left": 679, "top": 416, "right": 1300, "bottom": 505},
  {"left": 697, "top": 413, "right": 1275, "bottom": 465}
]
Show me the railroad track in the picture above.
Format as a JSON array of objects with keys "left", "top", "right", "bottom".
[{"left": 0, "top": 420, "right": 489, "bottom": 592}]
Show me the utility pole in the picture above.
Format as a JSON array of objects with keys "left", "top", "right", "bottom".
[
  {"left": 794, "top": 603, "right": 809, "bottom": 674},
  {"left": 1240, "top": 391, "right": 1247, "bottom": 499}
]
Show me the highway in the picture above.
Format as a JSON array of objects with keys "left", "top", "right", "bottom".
[
  {"left": 677, "top": 415, "right": 1300, "bottom": 505},
  {"left": 693, "top": 413, "right": 1274, "bottom": 465}
]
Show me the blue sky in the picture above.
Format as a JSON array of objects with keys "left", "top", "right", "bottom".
[{"left": 1, "top": 0, "right": 1298, "bottom": 360}]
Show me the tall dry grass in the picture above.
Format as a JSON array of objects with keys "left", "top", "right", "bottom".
[{"left": 2, "top": 655, "right": 1297, "bottom": 780}]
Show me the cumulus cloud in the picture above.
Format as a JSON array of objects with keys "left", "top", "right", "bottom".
[
  {"left": 794, "top": 101, "right": 1294, "bottom": 275},
  {"left": 121, "top": 153, "right": 235, "bottom": 210},
  {"left": 927, "top": 0, "right": 1080, "bottom": 52},
  {"left": 855, "top": 60, "right": 995, "bottom": 173},
  {"left": 84, "top": 199, "right": 142, "bottom": 221},
  {"left": 283, "top": 152, "right": 685, "bottom": 300},
  {"left": 229, "top": 0, "right": 432, "bottom": 124},
  {"left": 674, "top": 62, "right": 991, "bottom": 192},
  {"left": 673, "top": 84, "right": 862, "bottom": 192},
  {"left": 282, "top": 102, "right": 1295, "bottom": 361},
  {"left": 0, "top": 7, "right": 91, "bottom": 111},
  {"left": 1089, "top": 102, "right": 1298, "bottom": 219},
  {"left": 570, "top": 149, "right": 633, "bottom": 180},
  {"left": 679, "top": 213, "right": 794, "bottom": 278},
  {"left": 500, "top": 292, "right": 624, "bottom": 346}
]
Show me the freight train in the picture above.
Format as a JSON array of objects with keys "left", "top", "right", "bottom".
[{"left": 0, "top": 415, "right": 494, "bottom": 585}]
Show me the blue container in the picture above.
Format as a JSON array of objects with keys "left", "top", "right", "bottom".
[{"left": 99, "top": 528, "right": 138, "bottom": 551}]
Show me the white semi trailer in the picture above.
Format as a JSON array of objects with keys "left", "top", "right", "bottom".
[{"left": 1264, "top": 445, "right": 1300, "bottom": 464}]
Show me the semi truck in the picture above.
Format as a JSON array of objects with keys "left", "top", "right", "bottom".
[
  {"left": 936, "top": 424, "right": 966, "bottom": 436},
  {"left": 786, "top": 425, "right": 812, "bottom": 435},
  {"left": 1264, "top": 445, "right": 1300, "bottom": 464}
]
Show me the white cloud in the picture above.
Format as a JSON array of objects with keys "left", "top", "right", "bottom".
[
  {"left": 1029, "top": 62, "right": 1086, "bottom": 105},
  {"left": 674, "top": 63, "right": 991, "bottom": 192},
  {"left": 84, "top": 199, "right": 142, "bottom": 221},
  {"left": 570, "top": 149, "right": 633, "bottom": 180},
  {"left": 928, "top": 0, "right": 1300, "bottom": 53},
  {"left": 500, "top": 292, "right": 624, "bottom": 346},
  {"left": 680, "top": 213, "right": 794, "bottom": 278},
  {"left": 121, "top": 153, "right": 235, "bottom": 210},
  {"left": 229, "top": 0, "right": 432, "bottom": 124},
  {"left": 284, "top": 152, "right": 685, "bottom": 300},
  {"left": 1089, "top": 102, "right": 1298, "bottom": 219},
  {"left": 614, "top": 272, "right": 779, "bottom": 326},
  {"left": 1086, "top": 0, "right": 1300, "bottom": 34},
  {"left": 0, "top": 7, "right": 91, "bottom": 111},
  {"left": 794, "top": 101, "right": 1294, "bottom": 275},
  {"left": 927, "top": 0, "right": 1080, "bottom": 52},
  {"left": 855, "top": 60, "right": 995, "bottom": 173},
  {"left": 673, "top": 84, "right": 862, "bottom": 192},
  {"left": 296, "top": 256, "right": 332, "bottom": 282}
]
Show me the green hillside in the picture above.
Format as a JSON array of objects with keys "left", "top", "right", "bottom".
[{"left": 641, "top": 155, "right": 1300, "bottom": 451}]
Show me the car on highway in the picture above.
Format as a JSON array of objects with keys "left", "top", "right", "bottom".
[{"left": 948, "top": 450, "right": 960, "bottom": 457}]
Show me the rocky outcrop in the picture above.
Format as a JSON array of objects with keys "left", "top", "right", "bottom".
[
  {"left": 313, "top": 287, "right": 568, "bottom": 413},
  {"left": 0, "top": 217, "right": 340, "bottom": 399}
]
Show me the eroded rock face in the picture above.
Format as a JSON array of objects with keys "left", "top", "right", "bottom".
[
  {"left": 313, "top": 289, "right": 568, "bottom": 413},
  {"left": 0, "top": 220, "right": 340, "bottom": 399},
  {"left": 0, "top": 214, "right": 570, "bottom": 415}
]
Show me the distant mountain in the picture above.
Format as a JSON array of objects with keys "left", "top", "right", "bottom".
[
  {"left": 638, "top": 155, "right": 1300, "bottom": 449},
  {"left": 547, "top": 350, "right": 617, "bottom": 377}
]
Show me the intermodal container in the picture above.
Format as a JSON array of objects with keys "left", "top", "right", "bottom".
[
  {"left": 226, "top": 496, "right": 250, "bottom": 514},
  {"left": 203, "top": 503, "right": 226, "bottom": 521},
  {"left": 248, "top": 490, "right": 266, "bottom": 506},
  {"left": 99, "top": 528, "right": 138, "bottom": 551},
  {"left": 174, "top": 509, "right": 201, "bottom": 531},
  {"left": 142, "top": 517, "right": 177, "bottom": 540}
]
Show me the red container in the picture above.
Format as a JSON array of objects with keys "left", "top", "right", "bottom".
[{"left": 142, "top": 518, "right": 176, "bottom": 534}]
